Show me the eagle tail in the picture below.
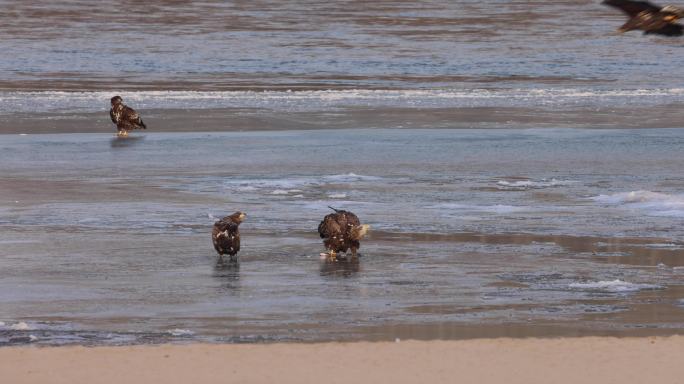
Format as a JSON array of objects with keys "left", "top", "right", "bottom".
[
  {"left": 139, "top": 118, "right": 147, "bottom": 129},
  {"left": 351, "top": 224, "right": 370, "bottom": 240}
]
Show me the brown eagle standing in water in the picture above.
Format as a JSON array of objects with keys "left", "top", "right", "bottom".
[
  {"left": 318, "top": 207, "right": 370, "bottom": 259},
  {"left": 110, "top": 96, "right": 147, "bottom": 137},
  {"left": 603, "top": 0, "right": 684, "bottom": 36},
  {"left": 212, "top": 211, "right": 246, "bottom": 262}
]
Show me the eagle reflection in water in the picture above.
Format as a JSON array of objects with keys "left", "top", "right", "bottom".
[
  {"left": 109, "top": 135, "right": 145, "bottom": 148},
  {"left": 320, "top": 257, "right": 360, "bottom": 277}
]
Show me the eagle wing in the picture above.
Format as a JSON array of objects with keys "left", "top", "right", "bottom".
[
  {"left": 109, "top": 108, "right": 117, "bottom": 124},
  {"left": 646, "top": 21, "right": 684, "bottom": 35},
  {"left": 212, "top": 219, "right": 240, "bottom": 255},
  {"left": 318, "top": 211, "right": 361, "bottom": 238},
  {"left": 121, "top": 105, "right": 146, "bottom": 130},
  {"left": 603, "top": 0, "right": 662, "bottom": 16},
  {"left": 318, "top": 214, "right": 343, "bottom": 239}
]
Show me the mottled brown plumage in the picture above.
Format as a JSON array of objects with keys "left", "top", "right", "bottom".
[
  {"left": 603, "top": 0, "right": 683, "bottom": 36},
  {"left": 317, "top": 207, "right": 369, "bottom": 259},
  {"left": 110, "top": 96, "right": 147, "bottom": 136},
  {"left": 212, "top": 211, "right": 246, "bottom": 262}
]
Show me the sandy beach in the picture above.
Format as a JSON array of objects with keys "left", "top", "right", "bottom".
[{"left": 2, "top": 337, "right": 684, "bottom": 384}]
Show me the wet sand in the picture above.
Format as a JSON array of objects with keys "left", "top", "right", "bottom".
[{"left": 3, "top": 337, "right": 684, "bottom": 384}]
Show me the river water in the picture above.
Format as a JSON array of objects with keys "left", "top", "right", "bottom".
[{"left": 1, "top": 129, "right": 684, "bottom": 345}]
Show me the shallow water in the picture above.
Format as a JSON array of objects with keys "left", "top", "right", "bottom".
[
  {"left": 2, "top": 0, "right": 684, "bottom": 345},
  {"left": 2, "top": 0, "right": 684, "bottom": 91},
  {"left": 2, "top": 0, "right": 684, "bottom": 122},
  {"left": 1, "top": 129, "right": 684, "bottom": 345}
]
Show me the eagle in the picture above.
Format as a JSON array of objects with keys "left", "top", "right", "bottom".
[
  {"left": 603, "top": 0, "right": 684, "bottom": 36},
  {"left": 318, "top": 207, "right": 370, "bottom": 259},
  {"left": 211, "top": 211, "right": 246, "bottom": 262},
  {"left": 110, "top": 96, "right": 147, "bottom": 137}
]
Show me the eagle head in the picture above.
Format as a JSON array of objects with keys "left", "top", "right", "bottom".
[
  {"left": 111, "top": 96, "right": 123, "bottom": 106},
  {"left": 230, "top": 211, "right": 247, "bottom": 223},
  {"left": 661, "top": 5, "right": 683, "bottom": 16},
  {"left": 351, "top": 224, "right": 370, "bottom": 240},
  {"left": 661, "top": 6, "right": 682, "bottom": 21}
]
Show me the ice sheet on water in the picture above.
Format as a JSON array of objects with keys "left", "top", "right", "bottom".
[
  {"left": 497, "top": 178, "right": 574, "bottom": 190},
  {"left": 592, "top": 191, "right": 684, "bottom": 217},
  {"left": 4, "top": 88, "right": 684, "bottom": 114},
  {"left": 568, "top": 279, "right": 661, "bottom": 293}
]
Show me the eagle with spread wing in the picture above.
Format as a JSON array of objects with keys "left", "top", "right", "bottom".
[
  {"left": 212, "top": 211, "right": 247, "bottom": 262},
  {"left": 318, "top": 207, "right": 370, "bottom": 260},
  {"left": 110, "top": 96, "right": 147, "bottom": 137},
  {"left": 603, "top": 0, "right": 684, "bottom": 36}
]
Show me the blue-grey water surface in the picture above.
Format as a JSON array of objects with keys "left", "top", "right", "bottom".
[
  {"left": 2, "top": 0, "right": 684, "bottom": 91},
  {"left": 1, "top": 129, "right": 684, "bottom": 345},
  {"left": 2, "top": 1, "right": 684, "bottom": 345}
]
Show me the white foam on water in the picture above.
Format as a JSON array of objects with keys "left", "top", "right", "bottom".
[
  {"left": 167, "top": 328, "right": 194, "bottom": 336},
  {"left": 225, "top": 174, "right": 382, "bottom": 194},
  {"left": 323, "top": 173, "right": 382, "bottom": 182},
  {"left": 3, "top": 88, "right": 684, "bottom": 114},
  {"left": 328, "top": 193, "right": 347, "bottom": 198},
  {"left": 9, "top": 322, "right": 32, "bottom": 331},
  {"left": 497, "top": 179, "right": 574, "bottom": 190},
  {"left": 592, "top": 191, "right": 684, "bottom": 217},
  {"left": 645, "top": 243, "right": 684, "bottom": 249},
  {"left": 225, "top": 176, "right": 317, "bottom": 190},
  {"left": 568, "top": 279, "right": 661, "bottom": 293}
]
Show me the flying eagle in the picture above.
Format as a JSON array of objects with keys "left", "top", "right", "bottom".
[
  {"left": 603, "top": 0, "right": 684, "bottom": 36},
  {"left": 110, "top": 96, "right": 147, "bottom": 137},
  {"left": 212, "top": 211, "right": 246, "bottom": 262},
  {"left": 318, "top": 207, "right": 370, "bottom": 259}
]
